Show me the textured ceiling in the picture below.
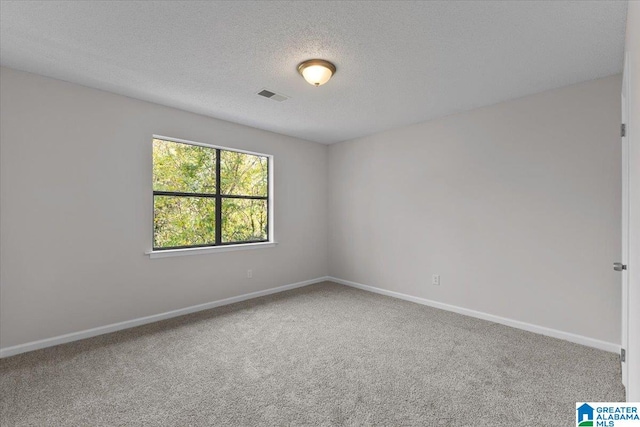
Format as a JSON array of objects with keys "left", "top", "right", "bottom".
[{"left": 0, "top": 1, "right": 628, "bottom": 144}]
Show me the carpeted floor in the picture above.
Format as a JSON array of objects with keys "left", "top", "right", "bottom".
[{"left": 0, "top": 281, "right": 624, "bottom": 426}]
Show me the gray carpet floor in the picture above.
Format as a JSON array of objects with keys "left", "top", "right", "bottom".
[{"left": 0, "top": 281, "right": 624, "bottom": 426}]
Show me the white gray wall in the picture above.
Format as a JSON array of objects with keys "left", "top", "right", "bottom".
[
  {"left": 0, "top": 67, "right": 328, "bottom": 349},
  {"left": 0, "top": 66, "right": 623, "bottom": 351},
  {"left": 328, "top": 75, "right": 622, "bottom": 345}
]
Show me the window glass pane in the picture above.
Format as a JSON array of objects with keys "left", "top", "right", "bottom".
[
  {"left": 154, "top": 196, "right": 216, "bottom": 248},
  {"left": 222, "top": 199, "right": 267, "bottom": 243},
  {"left": 220, "top": 151, "right": 268, "bottom": 196},
  {"left": 153, "top": 139, "right": 216, "bottom": 194}
]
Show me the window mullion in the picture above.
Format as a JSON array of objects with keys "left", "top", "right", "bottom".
[
  {"left": 153, "top": 191, "right": 217, "bottom": 198},
  {"left": 215, "top": 149, "right": 222, "bottom": 245}
]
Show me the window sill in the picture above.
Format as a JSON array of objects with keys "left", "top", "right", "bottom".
[{"left": 146, "top": 242, "right": 278, "bottom": 259}]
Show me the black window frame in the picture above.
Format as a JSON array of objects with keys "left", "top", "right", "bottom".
[{"left": 152, "top": 137, "right": 271, "bottom": 251}]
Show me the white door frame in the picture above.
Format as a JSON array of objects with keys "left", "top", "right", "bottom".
[{"left": 621, "top": 51, "right": 629, "bottom": 392}]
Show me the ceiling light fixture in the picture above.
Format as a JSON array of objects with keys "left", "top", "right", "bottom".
[{"left": 297, "top": 59, "right": 336, "bottom": 87}]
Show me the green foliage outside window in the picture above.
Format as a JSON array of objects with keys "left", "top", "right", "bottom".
[
  {"left": 153, "top": 138, "right": 269, "bottom": 249},
  {"left": 220, "top": 150, "right": 267, "bottom": 196}
]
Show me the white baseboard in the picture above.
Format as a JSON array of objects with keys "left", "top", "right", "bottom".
[
  {"left": 328, "top": 276, "right": 620, "bottom": 354},
  {"left": 2, "top": 276, "right": 619, "bottom": 358},
  {"left": 0, "top": 276, "right": 330, "bottom": 358}
]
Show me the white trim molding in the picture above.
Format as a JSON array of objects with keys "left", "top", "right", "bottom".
[
  {"left": 329, "top": 276, "right": 620, "bottom": 354},
  {"left": 147, "top": 241, "right": 278, "bottom": 258},
  {"left": 2, "top": 276, "right": 618, "bottom": 358},
  {"left": 0, "top": 276, "right": 330, "bottom": 358}
]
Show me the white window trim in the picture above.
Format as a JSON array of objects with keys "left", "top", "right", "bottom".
[
  {"left": 146, "top": 241, "right": 278, "bottom": 259},
  {"left": 147, "top": 134, "right": 275, "bottom": 257}
]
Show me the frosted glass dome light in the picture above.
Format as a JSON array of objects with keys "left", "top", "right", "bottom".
[{"left": 297, "top": 59, "right": 336, "bottom": 87}]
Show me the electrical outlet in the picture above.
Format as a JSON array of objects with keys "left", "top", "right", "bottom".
[
  {"left": 247, "top": 269, "right": 253, "bottom": 279},
  {"left": 432, "top": 274, "right": 440, "bottom": 286}
]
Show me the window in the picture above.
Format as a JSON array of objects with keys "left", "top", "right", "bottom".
[{"left": 152, "top": 137, "right": 270, "bottom": 250}]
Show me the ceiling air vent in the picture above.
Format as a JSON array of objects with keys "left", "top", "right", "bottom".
[{"left": 257, "top": 88, "right": 289, "bottom": 102}]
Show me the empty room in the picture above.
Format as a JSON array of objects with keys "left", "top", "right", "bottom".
[{"left": 1, "top": 1, "right": 639, "bottom": 426}]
